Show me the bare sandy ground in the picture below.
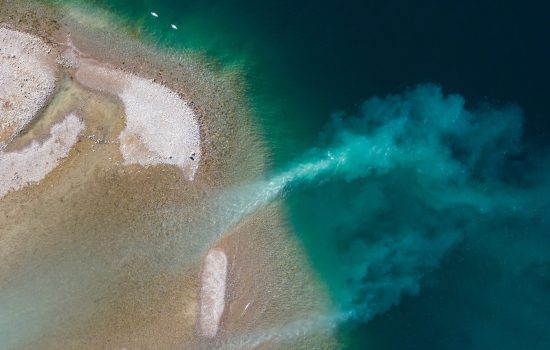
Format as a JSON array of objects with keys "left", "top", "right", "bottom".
[
  {"left": 0, "top": 25, "right": 200, "bottom": 202},
  {"left": 0, "top": 27, "right": 57, "bottom": 149},
  {"left": 200, "top": 249, "right": 228, "bottom": 337},
  {"left": 76, "top": 59, "right": 201, "bottom": 181},
  {"left": 0, "top": 113, "right": 83, "bottom": 199}
]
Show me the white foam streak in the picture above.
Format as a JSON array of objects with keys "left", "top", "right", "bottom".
[{"left": 173, "top": 145, "right": 354, "bottom": 261}]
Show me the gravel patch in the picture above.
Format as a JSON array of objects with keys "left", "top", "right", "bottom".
[
  {"left": 0, "top": 113, "right": 83, "bottom": 198},
  {"left": 76, "top": 61, "right": 201, "bottom": 180},
  {"left": 0, "top": 27, "right": 56, "bottom": 149}
]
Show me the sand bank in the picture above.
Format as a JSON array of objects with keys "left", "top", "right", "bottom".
[
  {"left": 0, "top": 4, "right": 335, "bottom": 348},
  {"left": 0, "top": 27, "right": 57, "bottom": 149},
  {"left": 200, "top": 249, "right": 228, "bottom": 338},
  {"left": 76, "top": 61, "right": 201, "bottom": 180},
  {"left": 0, "top": 113, "right": 83, "bottom": 198}
]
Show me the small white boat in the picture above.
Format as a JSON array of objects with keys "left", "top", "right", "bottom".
[
  {"left": 150, "top": 12, "right": 158, "bottom": 18},
  {"left": 171, "top": 24, "right": 178, "bottom": 30}
]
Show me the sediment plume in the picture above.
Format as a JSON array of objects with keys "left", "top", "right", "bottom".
[{"left": 266, "top": 84, "right": 549, "bottom": 329}]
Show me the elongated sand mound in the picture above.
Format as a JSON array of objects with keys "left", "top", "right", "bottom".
[
  {"left": 76, "top": 61, "right": 201, "bottom": 180},
  {"left": 200, "top": 249, "right": 228, "bottom": 338},
  {"left": 0, "top": 27, "right": 56, "bottom": 149},
  {"left": 0, "top": 113, "right": 83, "bottom": 198}
]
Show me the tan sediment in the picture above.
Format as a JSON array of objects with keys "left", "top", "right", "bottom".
[
  {"left": 0, "top": 26, "right": 57, "bottom": 149},
  {"left": 207, "top": 203, "right": 338, "bottom": 350},
  {"left": 0, "top": 79, "right": 203, "bottom": 349},
  {"left": 0, "top": 2, "right": 337, "bottom": 349}
]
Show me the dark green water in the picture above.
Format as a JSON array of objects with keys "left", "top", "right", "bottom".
[{"left": 58, "top": 1, "right": 550, "bottom": 348}]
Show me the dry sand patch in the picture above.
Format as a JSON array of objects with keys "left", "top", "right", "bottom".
[
  {"left": 200, "top": 249, "right": 228, "bottom": 338},
  {"left": 76, "top": 61, "right": 201, "bottom": 180},
  {"left": 0, "top": 113, "right": 83, "bottom": 199}
]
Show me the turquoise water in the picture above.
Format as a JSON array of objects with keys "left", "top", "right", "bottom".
[{"left": 56, "top": 1, "right": 550, "bottom": 348}]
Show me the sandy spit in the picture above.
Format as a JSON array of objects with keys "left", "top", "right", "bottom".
[
  {"left": 0, "top": 113, "right": 83, "bottom": 198},
  {"left": 76, "top": 60, "right": 201, "bottom": 180}
]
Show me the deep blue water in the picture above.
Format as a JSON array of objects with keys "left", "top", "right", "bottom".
[{"left": 63, "top": 1, "right": 550, "bottom": 348}]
